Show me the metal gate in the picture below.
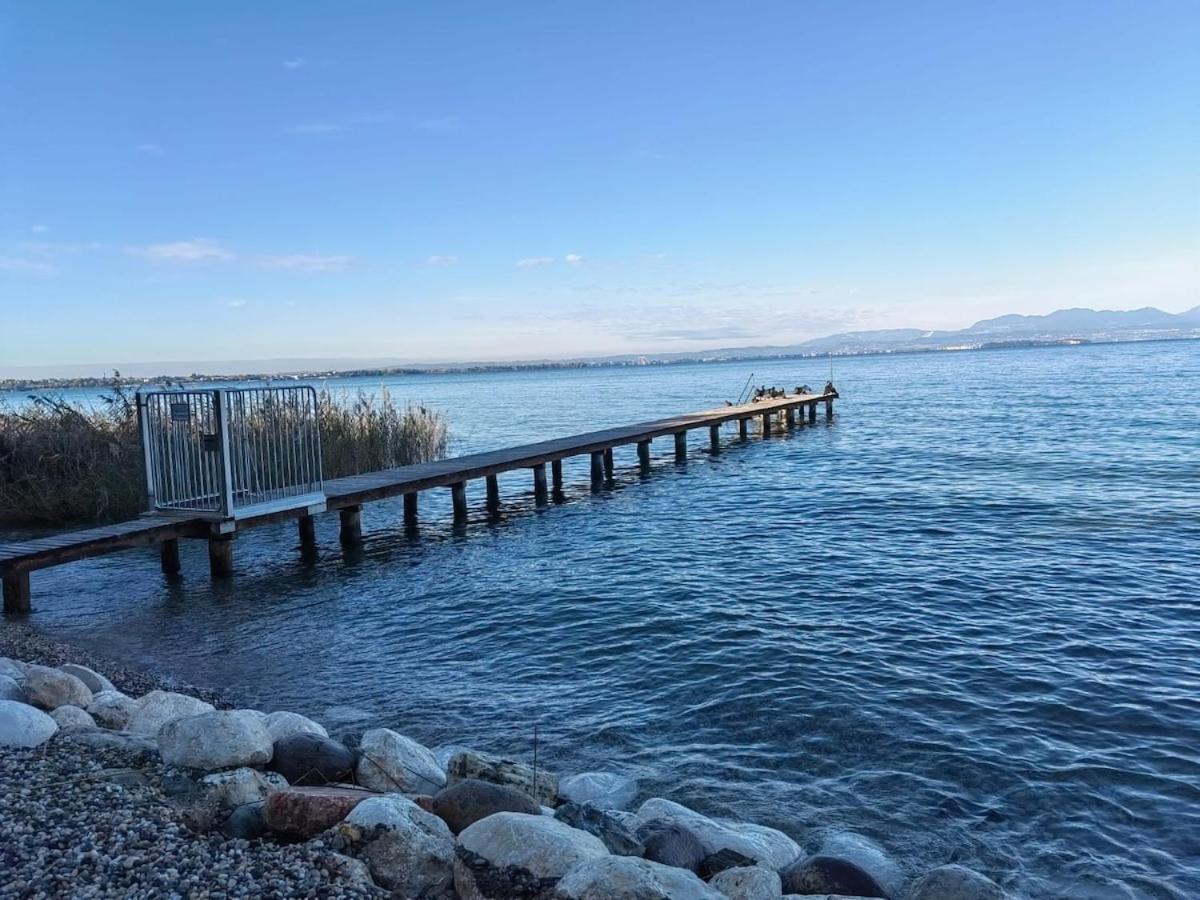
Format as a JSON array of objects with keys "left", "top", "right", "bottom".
[{"left": 137, "top": 387, "right": 326, "bottom": 520}]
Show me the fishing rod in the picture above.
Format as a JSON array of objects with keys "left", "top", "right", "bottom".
[{"left": 735, "top": 372, "right": 755, "bottom": 406}]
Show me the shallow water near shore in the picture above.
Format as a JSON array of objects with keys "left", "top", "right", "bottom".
[{"left": 8, "top": 341, "right": 1200, "bottom": 898}]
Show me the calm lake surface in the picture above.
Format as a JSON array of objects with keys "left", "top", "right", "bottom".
[{"left": 9, "top": 341, "right": 1200, "bottom": 898}]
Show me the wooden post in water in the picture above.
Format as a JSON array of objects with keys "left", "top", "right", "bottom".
[
  {"left": 339, "top": 506, "right": 362, "bottom": 546},
  {"left": 709, "top": 424, "right": 721, "bottom": 453},
  {"left": 208, "top": 535, "right": 234, "bottom": 579},
  {"left": 603, "top": 448, "right": 614, "bottom": 483},
  {"left": 808, "top": 403, "right": 816, "bottom": 424},
  {"left": 590, "top": 452, "right": 605, "bottom": 490},
  {"left": 637, "top": 439, "right": 651, "bottom": 473},
  {"left": 533, "top": 464, "right": 548, "bottom": 506},
  {"left": 2, "top": 571, "right": 31, "bottom": 615},
  {"left": 785, "top": 407, "right": 796, "bottom": 429},
  {"left": 674, "top": 431, "right": 687, "bottom": 461},
  {"left": 451, "top": 482, "right": 468, "bottom": 524},
  {"left": 298, "top": 515, "right": 318, "bottom": 561},
  {"left": 761, "top": 412, "right": 772, "bottom": 435},
  {"left": 486, "top": 475, "right": 501, "bottom": 515},
  {"left": 160, "top": 539, "right": 181, "bottom": 576},
  {"left": 551, "top": 459, "right": 564, "bottom": 501},
  {"left": 403, "top": 493, "right": 418, "bottom": 529},
  {"left": 825, "top": 399, "right": 834, "bottom": 421},
  {"left": 739, "top": 418, "right": 748, "bottom": 439}
]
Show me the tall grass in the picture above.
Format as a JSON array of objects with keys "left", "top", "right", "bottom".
[{"left": 0, "top": 384, "right": 448, "bottom": 528}]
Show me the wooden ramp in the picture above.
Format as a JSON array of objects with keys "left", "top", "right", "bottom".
[{"left": 1, "top": 390, "right": 836, "bottom": 613}]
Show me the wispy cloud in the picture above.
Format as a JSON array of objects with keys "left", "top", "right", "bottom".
[
  {"left": 285, "top": 112, "right": 394, "bottom": 136},
  {"left": 225, "top": 298, "right": 248, "bottom": 308},
  {"left": 417, "top": 115, "right": 462, "bottom": 132},
  {"left": 136, "top": 143, "right": 164, "bottom": 155},
  {"left": 282, "top": 57, "right": 306, "bottom": 69},
  {"left": 565, "top": 253, "right": 584, "bottom": 266},
  {"left": 129, "top": 238, "right": 233, "bottom": 262},
  {"left": 0, "top": 255, "right": 54, "bottom": 274},
  {"left": 285, "top": 122, "right": 342, "bottom": 135},
  {"left": 516, "top": 256, "right": 555, "bottom": 268},
  {"left": 257, "top": 253, "right": 353, "bottom": 272},
  {"left": 30, "top": 224, "right": 49, "bottom": 234},
  {"left": 425, "top": 255, "right": 459, "bottom": 267}
]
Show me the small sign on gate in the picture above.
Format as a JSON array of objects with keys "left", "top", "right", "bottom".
[{"left": 170, "top": 402, "right": 191, "bottom": 423}]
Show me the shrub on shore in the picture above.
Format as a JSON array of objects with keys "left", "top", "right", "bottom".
[{"left": 0, "top": 383, "right": 448, "bottom": 527}]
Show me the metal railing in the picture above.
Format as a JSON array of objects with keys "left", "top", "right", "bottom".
[{"left": 137, "top": 386, "right": 325, "bottom": 520}]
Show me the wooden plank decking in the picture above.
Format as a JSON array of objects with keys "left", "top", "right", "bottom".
[{"left": 1, "top": 390, "right": 836, "bottom": 612}]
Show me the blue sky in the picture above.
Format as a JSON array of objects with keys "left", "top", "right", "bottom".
[{"left": 1, "top": 1, "right": 1197, "bottom": 373}]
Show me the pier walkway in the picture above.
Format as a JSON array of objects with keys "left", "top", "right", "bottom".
[{"left": 1, "top": 390, "right": 836, "bottom": 613}]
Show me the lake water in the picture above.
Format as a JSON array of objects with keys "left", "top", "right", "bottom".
[{"left": 9, "top": 341, "right": 1200, "bottom": 898}]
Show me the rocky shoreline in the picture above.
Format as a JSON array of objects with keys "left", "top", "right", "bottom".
[{"left": 0, "top": 631, "right": 1008, "bottom": 899}]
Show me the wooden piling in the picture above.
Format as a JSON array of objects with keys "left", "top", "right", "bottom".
[
  {"left": 2, "top": 571, "right": 31, "bottom": 615},
  {"left": 590, "top": 451, "right": 605, "bottom": 490},
  {"left": 785, "top": 407, "right": 795, "bottom": 429},
  {"left": 486, "top": 475, "right": 501, "bottom": 515},
  {"left": 739, "top": 418, "right": 748, "bottom": 439},
  {"left": 808, "top": 403, "right": 816, "bottom": 424},
  {"left": 339, "top": 506, "right": 362, "bottom": 546},
  {"left": 208, "top": 535, "right": 234, "bottom": 579},
  {"left": 761, "top": 412, "right": 772, "bottom": 435},
  {"left": 451, "top": 482, "right": 468, "bottom": 523},
  {"left": 674, "top": 431, "right": 687, "bottom": 461},
  {"left": 637, "top": 439, "right": 651, "bottom": 472},
  {"left": 825, "top": 399, "right": 834, "bottom": 421},
  {"left": 403, "top": 493, "right": 419, "bottom": 528},
  {"left": 709, "top": 424, "right": 721, "bottom": 453},
  {"left": 298, "top": 515, "right": 318, "bottom": 560},
  {"left": 551, "top": 459, "right": 564, "bottom": 501},
  {"left": 533, "top": 464, "right": 548, "bottom": 506},
  {"left": 160, "top": 539, "right": 181, "bottom": 576},
  {"left": 603, "top": 448, "right": 614, "bottom": 482}
]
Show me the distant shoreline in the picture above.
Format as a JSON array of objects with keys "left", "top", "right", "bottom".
[{"left": 3, "top": 334, "right": 1197, "bottom": 394}]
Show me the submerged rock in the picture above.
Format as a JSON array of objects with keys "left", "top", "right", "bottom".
[
  {"left": 49, "top": 705, "right": 96, "bottom": 730},
  {"left": 264, "top": 785, "right": 377, "bottom": 839},
  {"left": 448, "top": 748, "right": 559, "bottom": 807},
  {"left": 454, "top": 811, "right": 609, "bottom": 899},
  {"left": 815, "top": 833, "right": 902, "bottom": 899},
  {"left": 58, "top": 663, "right": 116, "bottom": 695},
  {"left": 433, "top": 778, "right": 541, "bottom": 834},
  {"left": 555, "top": 802, "right": 644, "bottom": 856},
  {"left": 0, "top": 699, "right": 58, "bottom": 747},
  {"left": 779, "top": 856, "right": 889, "bottom": 898},
  {"left": 555, "top": 855, "right": 724, "bottom": 899},
  {"left": 158, "top": 709, "right": 273, "bottom": 770},
  {"left": 347, "top": 795, "right": 456, "bottom": 897},
  {"left": 263, "top": 710, "right": 328, "bottom": 742},
  {"left": 357, "top": 727, "right": 446, "bottom": 794},
  {"left": 636, "top": 799, "right": 801, "bottom": 872},
  {"left": 21, "top": 665, "right": 92, "bottom": 711},
  {"left": 558, "top": 772, "right": 639, "bottom": 810},
  {"left": 128, "top": 690, "right": 215, "bottom": 736},
  {"left": 907, "top": 864, "right": 1006, "bottom": 900},
  {"left": 270, "top": 731, "right": 356, "bottom": 786},
  {"left": 708, "top": 864, "right": 782, "bottom": 900},
  {"left": 86, "top": 690, "right": 137, "bottom": 730}
]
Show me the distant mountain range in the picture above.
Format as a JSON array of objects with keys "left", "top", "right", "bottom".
[{"left": 2, "top": 305, "right": 1198, "bottom": 389}]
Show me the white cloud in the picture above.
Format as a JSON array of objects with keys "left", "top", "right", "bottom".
[
  {"left": 516, "top": 256, "right": 554, "bottom": 268},
  {"left": 30, "top": 224, "right": 49, "bottom": 234},
  {"left": 225, "top": 298, "right": 248, "bottom": 308},
  {"left": 136, "top": 143, "right": 164, "bottom": 155},
  {"left": 129, "top": 238, "right": 233, "bottom": 262},
  {"left": 0, "top": 256, "right": 54, "bottom": 273},
  {"left": 283, "top": 58, "right": 306, "bottom": 69},
  {"left": 257, "top": 254, "right": 353, "bottom": 272},
  {"left": 425, "top": 255, "right": 459, "bottom": 267},
  {"left": 565, "top": 253, "right": 584, "bottom": 266}
]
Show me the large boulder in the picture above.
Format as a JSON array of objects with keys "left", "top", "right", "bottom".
[
  {"left": 0, "top": 699, "right": 58, "bottom": 747},
  {"left": 558, "top": 772, "right": 639, "bottom": 811},
  {"left": 263, "top": 710, "right": 328, "bottom": 742},
  {"left": 779, "top": 857, "right": 889, "bottom": 898},
  {"left": 50, "top": 706, "right": 96, "bottom": 729},
  {"left": 709, "top": 865, "right": 782, "bottom": 900},
  {"left": 0, "top": 674, "right": 24, "bottom": 703},
  {"left": 157, "top": 709, "right": 273, "bottom": 770},
  {"left": 454, "top": 811, "right": 609, "bottom": 899},
  {"left": 555, "top": 803, "right": 644, "bottom": 856},
  {"left": 128, "top": 690, "right": 215, "bottom": 735},
  {"left": 357, "top": 728, "right": 445, "bottom": 794},
  {"left": 907, "top": 865, "right": 1006, "bottom": 900},
  {"left": 636, "top": 799, "right": 801, "bottom": 872},
  {"left": 264, "top": 785, "right": 377, "bottom": 839},
  {"left": 86, "top": 690, "right": 138, "bottom": 730},
  {"left": 448, "top": 749, "right": 559, "bottom": 807},
  {"left": 433, "top": 778, "right": 541, "bottom": 834},
  {"left": 637, "top": 821, "right": 706, "bottom": 874},
  {"left": 817, "top": 833, "right": 902, "bottom": 899},
  {"left": 0, "top": 657, "right": 25, "bottom": 681},
  {"left": 21, "top": 665, "right": 92, "bottom": 710},
  {"left": 555, "top": 855, "right": 724, "bottom": 899},
  {"left": 270, "top": 731, "right": 356, "bottom": 786},
  {"left": 345, "top": 795, "right": 456, "bottom": 897},
  {"left": 201, "top": 767, "right": 289, "bottom": 809},
  {"left": 58, "top": 663, "right": 116, "bottom": 694}
]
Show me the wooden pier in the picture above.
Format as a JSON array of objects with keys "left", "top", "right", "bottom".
[{"left": 1, "top": 390, "right": 836, "bottom": 614}]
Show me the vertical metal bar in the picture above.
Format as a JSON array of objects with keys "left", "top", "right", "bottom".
[
  {"left": 215, "top": 390, "right": 235, "bottom": 518},
  {"left": 137, "top": 393, "right": 156, "bottom": 511}
]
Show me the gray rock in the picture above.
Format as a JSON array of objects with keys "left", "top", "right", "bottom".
[
  {"left": 21, "top": 665, "right": 93, "bottom": 710},
  {"left": 57, "top": 727, "right": 158, "bottom": 757},
  {"left": 907, "top": 865, "right": 1005, "bottom": 900},
  {"left": 346, "top": 795, "right": 456, "bottom": 897},
  {"left": 270, "top": 731, "right": 356, "bottom": 786},
  {"left": 0, "top": 674, "right": 24, "bottom": 703},
  {"left": 433, "top": 778, "right": 541, "bottom": 834},
  {"left": 555, "top": 855, "right": 724, "bottom": 899},
  {"left": 555, "top": 802, "right": 644, "bottom": 856},
  {"left": 0, "top": 657, "right": 26, "bottom": 681},
  {"left": 263, "top": 710, "right": 328, "bottom": 742},
  {"left": 200, "top": 767, "right": 289, "bottom": 809},
  {"left": 357, "top": 727, "right": 446, "bottom": 794},
  {"left": 58, "top": 663, "right": 116, "bottom": 694},
  {"left": 49, "top": 705, "right": 96, "bottom": 729},
  {"left": 0, "top": 699, "right": 58, "bottom": 747},
  {"left": 433, "top": 743, "right": 471, "bottom": 772},
  {"left": 780, "top": 857, "right": 889, "bottom": 898},
  {"left": 638, "top": 821, "right": 706, "bottom": 874},
  {"left": 128, "top": 690, "right": 215, "bottom": 736},
  {"left": 558, "top": 771, "right": 639, "bottom": 810},
  {"left": 264, "top": 785, "right": 378, "bottom": 839},
  {"left": 221, "top": 800, "right": 268, "bottom": 840},
  {"left": 636, "top": 799, "right": 801, "bottom": 872},
  {"left": 324, "top": 852, "right": 381, "bottom": 893},
  {"left": 86, "top": 690, "right": 137, "bottom": 730},
  {"left": 700, "top": 849, "right": 757, "bottom": 879},
  {"left": 709, "top": 865, "right": 783, "bottom": 900},
  {"left": 454, "top": 811, "right": 609, "bottom": 899},
  {"left": 158, "top": 709, "right": 273, "bottom": 770},
  {"left": 448, "top": 748, "right": 559, "bottom": 807},
  {"left": 817, "top": 833, "right": 902, "bottom": 899}
]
